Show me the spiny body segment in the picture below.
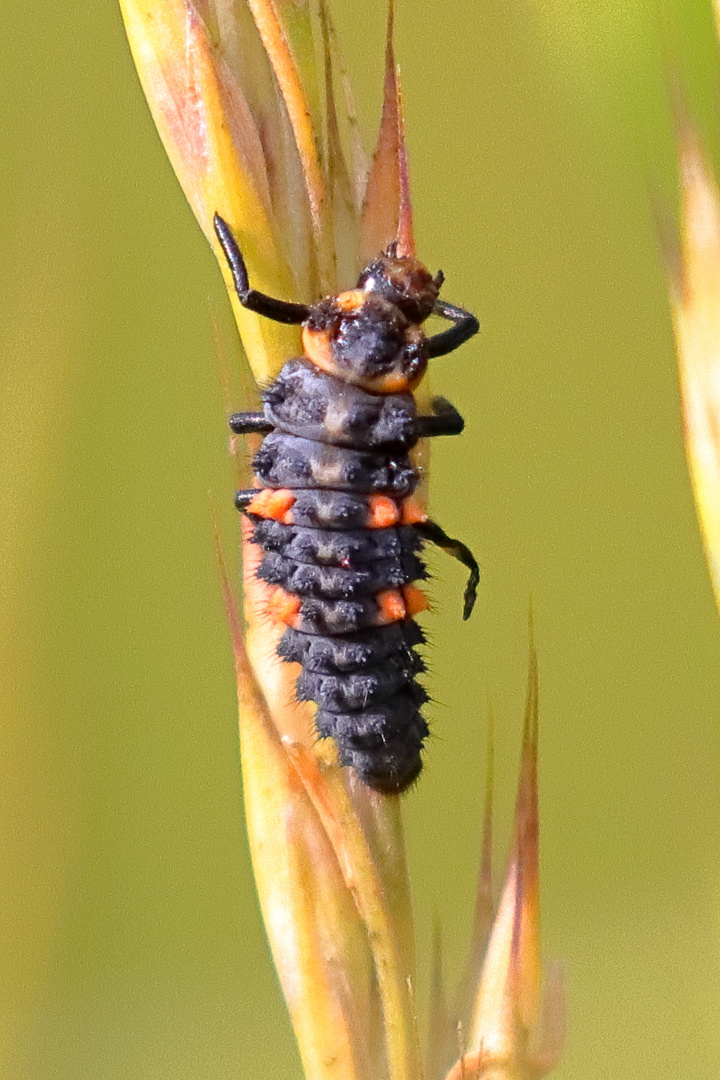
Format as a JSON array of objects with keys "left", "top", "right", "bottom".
[{"left": 216, "top": 215, "right": 479, "bottom": 793}]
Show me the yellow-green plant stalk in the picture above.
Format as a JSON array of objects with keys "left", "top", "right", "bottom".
[
  {"left": 119, "top": 3, "right": 563, "bottom": 1078},
  {"left": 670, "top": 124, "right": 720, "bottom": 615}
]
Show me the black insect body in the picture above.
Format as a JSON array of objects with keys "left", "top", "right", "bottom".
[{"left": 215, "top": 214, "right": 479, "bottom": 793}]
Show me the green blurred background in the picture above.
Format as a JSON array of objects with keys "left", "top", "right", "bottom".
[{"left": 3, "top": 0, "right": 720, "bottom": 1076}]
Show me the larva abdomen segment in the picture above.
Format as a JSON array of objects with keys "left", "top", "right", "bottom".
[
  {"left": 277, "top": 621, "right": 425, "bottom": 673},
  {"left": 317, "top": 694, "right": 429, "bottom": 793},
  {"left": 258, "top": 549, "right": 426, "bottom": 599},
  {"left": 251, "top": 519, "right": 422, "bottom": 566},
  {"left": 253, "top": 432, "right": 418, "bottom": 496},
  {"left": 249, "top": 488, "right": 404, "bottom": 530},
  {"left": 263, "top": 359, "right": 419, "bottom": 449},
  {"left": 271, "top": 587, "right": 422, "bottom": 636},
  {"left": 298, "top": 655, "right": 426, "bottom": 712}
]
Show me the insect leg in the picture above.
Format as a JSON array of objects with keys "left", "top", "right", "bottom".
[
  {"left": 416, "top": 520, "right": 480, "bottom": 620},
  {"left": 214, "top": 214, "right": 311, "bottom": 325},
  {"left": 415, "top": 397, "right": 465, "bottom": 438},
  {"left": 234, "top": 489, "right": 257, "bottom": 511},
  {"left": 229, "top": 411, "right": 274, "bottom": 435},
  {"left": 425, "top": 298, "right": 479, "bottom": 358}
]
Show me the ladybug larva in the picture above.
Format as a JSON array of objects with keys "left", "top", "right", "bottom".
[{"left": 215, "top": 214, "right": 479, "bottom": 794}]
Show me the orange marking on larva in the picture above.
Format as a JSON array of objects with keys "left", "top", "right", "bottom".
[
  {"left": 335, "top": 289, "right": 366, "bottom": 312},
  {"left": 268, "top": 586, "right": 302, "bottom": 626},
  {"left": 372, "top": 371, "right": 414, "bottom": 394},
  {"left": 375, "top": 589, "right": 407, "bottom": 625},
  {"left": 366, "top": 495, "right": 400, "bottom": 529},
  {"left": 302, "top": 326, "right": 335, "bottom": 375},
  {"left": 402, "top": 585, "right": 429, "bottom": 617},
  {"left": 247, "top": 488, "right": 296, "bottom": 521},
  {"left": 401, "top": 498, "right": 428, "bottom": 525}
]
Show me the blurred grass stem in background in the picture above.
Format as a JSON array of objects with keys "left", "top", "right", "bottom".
[{"left": 672, "top": 125, "right": 720, "bottom": 614}]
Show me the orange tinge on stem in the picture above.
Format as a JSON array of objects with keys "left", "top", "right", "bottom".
[{"left": 670, "top": 129, "right": 720, "bottom": 614}]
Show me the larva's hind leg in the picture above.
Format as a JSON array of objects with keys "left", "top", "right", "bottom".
[{"left": 416, "top": 520, "right": 480, "bottom": 620}]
